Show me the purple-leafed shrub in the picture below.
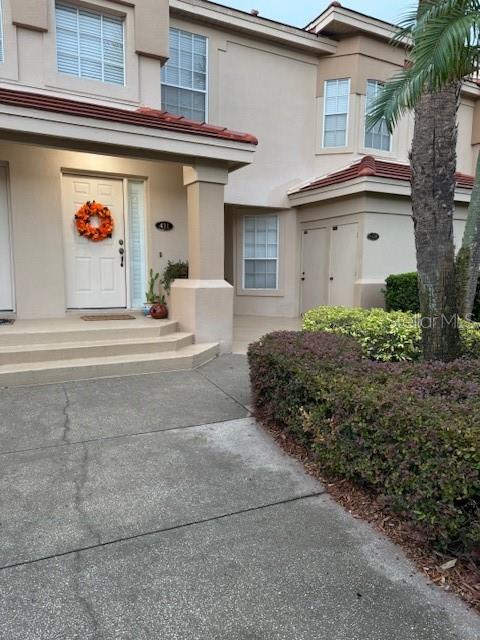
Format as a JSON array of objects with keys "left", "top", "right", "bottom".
[{"left": 248, "top": 331, "right": 480, "bottom": 558}]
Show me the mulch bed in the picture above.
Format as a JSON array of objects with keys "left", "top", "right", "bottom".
[{"left": 256, "top": 412, "right": 480, "bottom": 612}]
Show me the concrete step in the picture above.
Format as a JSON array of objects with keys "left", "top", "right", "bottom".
[
  {"left": 0, "top": 343, "right": 219, "bottom": 387},
  {"left": 0, "top": 333, "right": 194, "bottom": 365},
  {"left": 0, "top": 319, "right": 178, "bottom": 347}
]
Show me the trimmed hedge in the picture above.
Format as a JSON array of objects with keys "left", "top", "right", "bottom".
[
  {"left": 248, "top": 331, "right": 480, "bottom": 557},
  {"left": 303, "top": 305, "right": 480, "bottom": 362},
  {"left": 303, "top": 306, "right": 421, "bottom": 361},
  {"left": 384, "top": 273, "right": 419, "bottom": 313},
  {"left": 385, "top": 272, "right": 480, "bottom": 320}
]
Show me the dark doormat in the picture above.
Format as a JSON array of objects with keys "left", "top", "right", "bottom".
[
  {"left": 81, "top": 314, "right": 137, "bottom": 321},
  {"left": 0, "top": 319, "right": 15, "bottom": 325}
]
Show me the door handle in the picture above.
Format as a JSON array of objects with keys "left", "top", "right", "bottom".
[{"left": 119, "top": 247, "right": 125, "bottom": 268}]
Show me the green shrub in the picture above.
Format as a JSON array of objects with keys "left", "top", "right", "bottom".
[
  {"left": 248, "top": 331, "right": 480, "bottom": 557},
  {"left": 304, "top": 305, "right": 480, "bottom": 362},
  {"left": 384, "top": 273, "right": 419, "bottom": 312},
  {"left": 161, "top": 260, "right": 189, "bottom": 294},
  {"left": 303, "top": 306, "right": 421, "bottom": 361},
  {"left": 460, "top": 320, "right": 480, "bottom": 358},
  {"left": 385, "top": 271, "right": 480, "bottom": 320}
]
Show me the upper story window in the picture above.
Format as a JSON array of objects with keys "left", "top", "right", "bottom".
[
  {"left": 365, "top": 80, "right": 391, "bottom": 151},
  {"left": 55, "top": 3, "right": 125, "bottom": 85},
  {"left": 161, "top": 27, "right": 207, "bottom": 122},
  {"left": 243, "top": 215, "right": 278, "bottom": 290},
  {"left": 323, "top": 78, "right": 350, "bottom": 148}
]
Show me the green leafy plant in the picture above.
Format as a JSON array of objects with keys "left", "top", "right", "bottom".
[
  {"left": 303, "top": 305, "right": 480, "bottom": 362},
  {"left": 145, "top": 268, "right": 160, "bottom": 304},
  {"left": 161, "top": 260, "right": 188, "bottom": 294},
  {"left": 384, "top": 273, "right": 420, "bottom": 313},
  {"left": 248, "top": 331, "right": 480, "bottom": 558},
  {"left": 385, "top": 272, "right": 480, "bottom": 319},
  {"left": 303, "top": 306, "right": 421, "bottom": 362}
]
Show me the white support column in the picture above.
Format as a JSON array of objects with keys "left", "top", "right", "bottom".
[{"left": 170, "top": 162, "right": 234, "bottom": 353}]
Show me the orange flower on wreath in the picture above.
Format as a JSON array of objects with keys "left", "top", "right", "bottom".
[{"left": 74, "top": 201, "right": 114, "bottom": 242}]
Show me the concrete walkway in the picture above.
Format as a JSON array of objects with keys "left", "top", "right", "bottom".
[{"left": 1, "top": 355, "right": 479, "bottom": 639}]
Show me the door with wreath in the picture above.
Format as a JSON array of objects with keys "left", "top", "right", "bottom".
[{"left": 62, "top": 175, "right": 127, "bottom": 309}]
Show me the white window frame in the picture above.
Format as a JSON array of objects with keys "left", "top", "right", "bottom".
[
  {"left": 55, "top": 2, "right": 126, "bottom": 86},
  {"left": 125, "top": 179, "right": 148, "bottom": 310},
  {"left": 161, "top": 27, "right": 208, "bottom": 122},
  {"left": 323, "top": 78, "right": 350, "bottom": 149},
  {"left": 364, "top": 79, "right": 392, "bottom": 152},
  {"left": 242, "top": 215, "right": 279, "bottom": 291},
  {"left": 0, "top": 1, "right": 5, "bottom": 65}
]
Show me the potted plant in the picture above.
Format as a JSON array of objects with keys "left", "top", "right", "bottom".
[
  {"left": 161, "top": 260, "right": 189, "bottom": 295},
  {"left": 150, "top": 294, "right": 169, "bottom": 319},
  {"left": 144, "top": 269, "right": 160, "bottom": 315}
]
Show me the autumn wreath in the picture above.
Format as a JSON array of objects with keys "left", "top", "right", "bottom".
[{"left": 74, "top": 201, "right": 114, "bottom": 242}]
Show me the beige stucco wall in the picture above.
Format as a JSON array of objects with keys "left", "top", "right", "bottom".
[
  {"left": 170, "top": 12, "right": 479, "bottom": 211},
  {"left": 169, "top": 15, "right": 321, "bottom": 209},
  {"left": 1, "top": 141, "right": 188, "bottom": 318},
  {"left": 1, "top": 1, "right": 478, "bottom": 208},
  {"left": 1, "top": 1, "right": 479, "bottom": 321},
  {"left": 224, "top": 207, "right": 300, "bottom": 317},
  {"left": 359, "top": 195, "right": 469, "bottom": 307},
  {"left": 0, "top": 0, "right": 167, "bottom": 108},
  {"left": 11, "top": 0, "right": 48, "bottom": 31}
]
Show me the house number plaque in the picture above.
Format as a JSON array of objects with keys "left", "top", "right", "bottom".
[{"left": 156, "top": 221, "right": 174, "bottom": 231}]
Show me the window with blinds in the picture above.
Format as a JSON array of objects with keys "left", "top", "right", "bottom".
[
  {"left": 243, "top": 215, "right": 279, "bottom": 290},
  {"left": 365, "top": 80, "right": 391, "bottom": 151},
  {"left": 323, "top": 79, "right": 350, "bottom": 148},
  {"left": 55, "top": 3, "right": 125, "bottom": 85},
  {"left": 161, "top": 27, "right": 207, "bottom": 121},
  {"left": 127, "top": 181, "right": 147, "bottom": 310}
]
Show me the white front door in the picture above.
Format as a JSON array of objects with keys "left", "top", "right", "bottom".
[
  {"left": 301, "top": 226, "right": 329, "bottom": 313},
  {"left": 329, "top": 222, "right": 358, "bottom": 307},
  {"left": 62, "top": 175, "right": 127, "bottom": 309},
  {"left": 0, "top": 166, "right": 13, "bottom": 311}
]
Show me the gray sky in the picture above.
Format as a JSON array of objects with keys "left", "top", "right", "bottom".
[{"left": 215, "top": 1, "right": 416, "bottom": 27}]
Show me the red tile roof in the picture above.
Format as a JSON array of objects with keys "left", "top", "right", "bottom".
[
  {"left": 0, "top": 87, "right": 258, "bottom": 146},
  {"left": 294, "top": 155, "right": 474, "bottom": 193}
]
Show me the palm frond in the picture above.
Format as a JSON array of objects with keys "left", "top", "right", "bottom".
[
  {"left": 370, "top": 0, "right": 480, "bottom": 132},
  {"left": 411, "top": 4, "right": 480, "bottom": 85},
  {"left": 391, "top": 3, "right": 420, "bottom": 46},
  {"left": 366, "top": 67, "right": 431, "bottom": 133}
]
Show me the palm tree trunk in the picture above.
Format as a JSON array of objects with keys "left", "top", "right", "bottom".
[
  {"left": 411, "top": 82, "right": 461, "bottom": 360},
  {"left": 456, "top": 152, "right": 480, "bottom": 318}
]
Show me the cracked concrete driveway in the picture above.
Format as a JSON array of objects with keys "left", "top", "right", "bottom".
[{"left": 1, "top": 355, "right": 479, "bottom": 639}]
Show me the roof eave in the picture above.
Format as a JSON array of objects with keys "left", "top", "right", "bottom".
[
  {"left": 170, "top": 0, "right": 337, "bottom": 55},
  {"left": 0, "top": 102, "right": 256, "bottom": 171},
  {"left": 305, "top": 5, "right": 401, "bottom": 45},
  {"left": 288, "top": 176, "right": 472, "bottom": 206}
]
